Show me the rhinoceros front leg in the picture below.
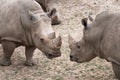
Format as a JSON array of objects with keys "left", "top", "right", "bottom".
[
  {"left": 0, "top": 40, "right": 17, "bottom": 66},
  {"left": 112, "top": 62, "right": 120, "bottom": 80},
  {"left": 24, "top": 46, "right": 36, "bottom": 66}
]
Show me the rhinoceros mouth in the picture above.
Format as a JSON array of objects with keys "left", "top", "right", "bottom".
[
  {"left": 76, "top": 60, "right": 84, "bottom": 63},
  {"left": 70, "top": 57, "right": 84, "bottom": 63},
  {"left": 44, "top": 52, "right": 61, "bottom": 59},
  {"left": 47, "top": 53, "right": 54, "bottom": 59},
  {"left": 70, "top": 57, "right": 78, "bottom": 62}
]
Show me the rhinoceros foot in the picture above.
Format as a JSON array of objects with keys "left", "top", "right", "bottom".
[
  {"left": 112, "top": 62, "right": 120, "bottom": 80},
  {"left": 24, "top": 59, "right": 36, "bottom": 66},
  {"left": 0, "top": 58, "right": 11, "bottom": 66}
]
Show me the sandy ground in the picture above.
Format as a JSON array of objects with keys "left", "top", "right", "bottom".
[{"left": 0, "top": 0, "right": 120, "bottom": 80}]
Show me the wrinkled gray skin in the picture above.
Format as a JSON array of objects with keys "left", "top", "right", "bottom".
[
  {"left": 0, "top": 0, "right": 62, "bottom": 66},
  {"left": 69, "top": 11, "right": 120, "bottom": 79},
  {"left": 35, "top": 0, "right": 61, "bottom": 25}
]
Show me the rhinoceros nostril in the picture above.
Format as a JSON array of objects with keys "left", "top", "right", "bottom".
[
  {"left": 70, "top": 55, "right": 73, "bottom": 59},
  {"left": 48, "top": 53, "right": 53, "bottom": 57}
]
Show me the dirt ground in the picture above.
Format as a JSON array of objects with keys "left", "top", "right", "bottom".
[{"left": 0, "top": 0, "right": 120, "bottom": 80}]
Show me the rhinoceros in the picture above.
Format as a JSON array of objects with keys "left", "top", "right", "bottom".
[
  {"left": 69, "top": 11, "right": 120, "bottom": 79},
  {"left": 0, "top": 0, "right": 62, "bottom": 66},
  {"left": 35, "top": 0, "right": 61, "bottom": 25}
]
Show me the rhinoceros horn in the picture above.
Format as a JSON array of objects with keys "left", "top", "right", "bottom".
[
  {"left": 53, "top": 36, "right": 62, "bottom": 47},
  {"left": 48, "top": 32, "right": 56, "bottom": 39},
  {"left": 68, "top": 34, "right": 75, "bottom": 45}
]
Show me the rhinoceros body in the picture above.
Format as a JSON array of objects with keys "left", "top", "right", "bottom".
[
  {"left": 0, "top": 0, "right": 62, "bottom": 66},
  {"left": 69, "top": 11, "right": 120, "bottom": 79}
]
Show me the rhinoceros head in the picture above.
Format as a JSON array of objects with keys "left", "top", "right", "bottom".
[
  {"left": 68, "top": 35, "right": 96, "bottom": 63},
  {"left": 34, "top": 34, "right": 62, "bottom": 59},
  {"left": 28, "top": 9, "right": 62, "bottom": 59},
  {"left": 68, "top": 15, "right": 97, "bottom": 63}
]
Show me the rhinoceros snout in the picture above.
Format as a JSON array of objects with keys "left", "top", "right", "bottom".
[
  {"left": 70, "top": 54, "right": 79, "bottom": 62},
  {"left": 45, "top": 52, "right": 61, "bottom": 59},
  {"left": 70, "top": 55, "right": 76, "bottom": 61},
  {"left": 70, "top": 55, "right": 73, "bottom": 60},
  {"left": 52, "top": 52, "right": 61, "bottom": 57},
  {"left": 47, "top": 53, "right": 53, "bottom": 59}
]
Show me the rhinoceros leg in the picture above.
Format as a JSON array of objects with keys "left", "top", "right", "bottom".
[
  {"left": 0, "top": 40, "right": 17, "bottom": 66},
  {"left": 112, "top": 62, "right": 120, "bottom": 80},
  {"left": 24, "top": 46, "right": 36, "bottom": 66}
]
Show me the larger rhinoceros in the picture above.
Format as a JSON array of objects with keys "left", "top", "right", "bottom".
[
  {"left": 69, "top": 11, "right": 120, "bottom": 79},
  {"left": 35, "top": 0, "right": 61, "bottom": 25},
  {"left": 0, "top": 0, "right": 62, "bottom": 66}
]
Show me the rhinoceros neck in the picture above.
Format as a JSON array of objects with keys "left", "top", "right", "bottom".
[{"left": 25, "top": 30, "right": 35, "bottom": 46}]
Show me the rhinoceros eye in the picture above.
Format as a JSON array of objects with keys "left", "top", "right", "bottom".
[{"left": 77, "top": 45, "right": 80, "bottom": 49}]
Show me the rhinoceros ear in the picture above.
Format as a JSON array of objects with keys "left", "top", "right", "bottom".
[
  {"left": 68, "top": 34, "right": 75, "bottom": 45},
  {"left": 47, "top": 8, "right": 57, "bottom": 18},
  {"left": 53, "top": 36, "right": 62, "bottom": 47},
  {"left": 48, "top": 32, "right": 56, "bottom": 39},
  {"left": 28, "top": 11, "right": 39, "bottom": 23},
  {"left": 81, "top": 18, "right": 88, "bottom": 29}
]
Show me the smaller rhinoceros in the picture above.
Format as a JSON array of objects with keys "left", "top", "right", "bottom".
[
  {"left": 35, "top": 0, "right": 61, "bottom": 25},
  {"left": 69, "top": 11, "right": 120, "bottom": 79},
  {"left": 0, "top": 0, "right": 62, "bottom": 66}
]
